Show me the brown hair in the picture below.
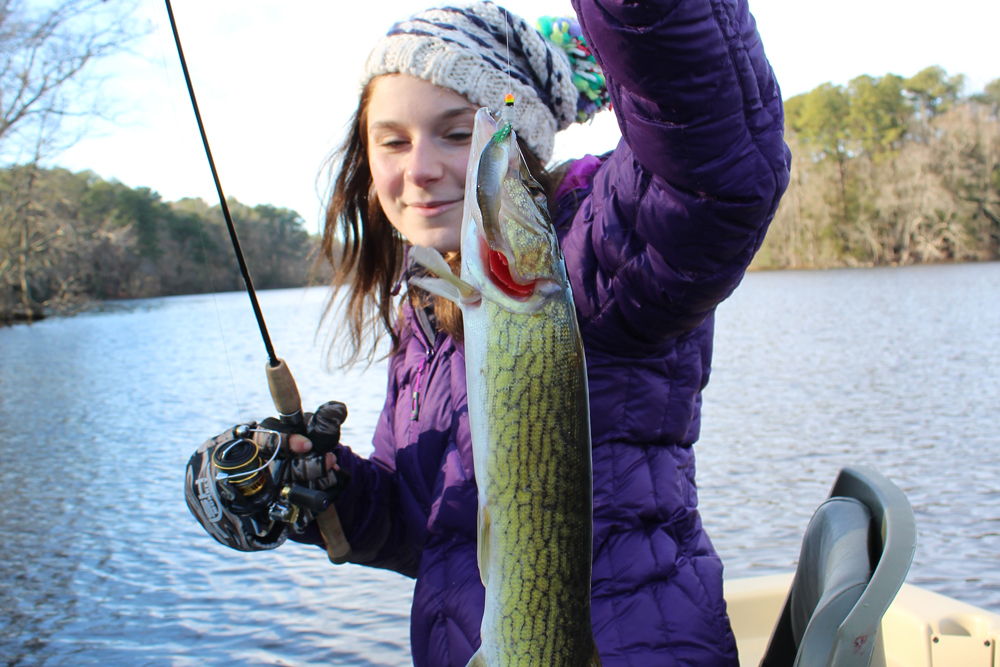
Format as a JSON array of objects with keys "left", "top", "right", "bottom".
[{"left": 319, "top": 78, "right": 564, "bottom": 367}]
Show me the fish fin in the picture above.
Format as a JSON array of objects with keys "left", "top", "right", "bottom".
[
  {"left": 477, "top": 503, "right": 491, "bottom": 587},
  {"left": 589, "top": 642, "right": 603, "bottom": 666},
  {"left": 407, "top": 275, "right": 464, "bottom": 304},
  {"left": 465, "top": 649, "right": 487, "bottom": 667},
  {"left": 409, "top": 245, "right": 478, "bottom": 303},
  {"left": 410, "top": 244, "right": 454, "bottom": 278}
]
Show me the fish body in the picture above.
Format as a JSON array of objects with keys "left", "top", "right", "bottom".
[{"left": 411, "top": 108, "right": 600, "bottom": 667}]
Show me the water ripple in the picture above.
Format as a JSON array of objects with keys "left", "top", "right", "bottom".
[{"left": 1, "top": 265, "right": 998, "bottom": 664}]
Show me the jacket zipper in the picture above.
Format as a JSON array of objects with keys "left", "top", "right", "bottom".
[
  {"left": 411, "top": 306, "right": 437, "bottom": 421},
  {"left": 411, "top": 350, "right": 430, "bottom": 421}
]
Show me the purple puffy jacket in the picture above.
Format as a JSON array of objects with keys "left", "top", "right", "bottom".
[{"left": 299, "top": 0, "right": 790, "bottom": 664}]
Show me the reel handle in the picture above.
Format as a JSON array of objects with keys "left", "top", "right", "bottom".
[
  {"left": 265, "top": 358, "right": 353, "bottom": 564},
  {"left": 287, "top": 485, "right": 329, "bottom": 514}
]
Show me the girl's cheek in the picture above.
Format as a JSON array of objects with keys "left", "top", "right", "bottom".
[{"left": 369, "top": 154, "right": 397, "bottom": 191}]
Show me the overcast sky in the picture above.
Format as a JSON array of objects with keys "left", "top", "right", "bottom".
[{"left": 48, "top": 0, "right": 1000, "bottom": 234}]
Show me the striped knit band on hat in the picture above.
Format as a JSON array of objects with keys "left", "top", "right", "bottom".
[{"left": 360, "top": 2, "right": 583, "bottom": 164}]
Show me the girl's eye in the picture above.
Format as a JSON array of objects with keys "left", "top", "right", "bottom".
[{"left": 446, "top": 131, "right": 472, "bottom": 142}]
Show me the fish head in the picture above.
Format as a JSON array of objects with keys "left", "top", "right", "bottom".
[{"left": 461, "top": 108, "right": 566, "bottom": 314}]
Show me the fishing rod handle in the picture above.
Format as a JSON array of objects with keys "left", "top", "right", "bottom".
[
  {"left": 266, "top": 358, "right": 303, "bottom": 425},
  {"left": 317, "top": 507, "right": 353, "bottom": 564}
]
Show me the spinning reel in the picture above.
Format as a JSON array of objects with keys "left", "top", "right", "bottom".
[{"left": 212, "top": 424, "right": 330, "bottom": 530}]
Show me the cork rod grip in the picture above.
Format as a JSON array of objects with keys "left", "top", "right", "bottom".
[
  {"left": 265, "top": 358, "right": 302, "bottom": 418},
  {"left": 317, "top": 506, "right": 353, "bottom": 564}
]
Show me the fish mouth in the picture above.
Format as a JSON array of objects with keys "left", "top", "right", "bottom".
[{"left": 480, "top": 238, "right": 536, "bottom": 299}]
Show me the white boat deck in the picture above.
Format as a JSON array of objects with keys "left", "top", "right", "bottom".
[{"left": 726, "top": 574, "right": 1000, "bottom": 667}]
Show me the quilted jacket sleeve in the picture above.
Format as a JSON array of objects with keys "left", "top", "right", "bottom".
[{"left": 567, "top": 0, "right": 790, "bottom": 349}]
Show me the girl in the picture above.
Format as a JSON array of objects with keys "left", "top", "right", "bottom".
[{"left": 187, "top": 1, "right": 790, "bottom": 665}]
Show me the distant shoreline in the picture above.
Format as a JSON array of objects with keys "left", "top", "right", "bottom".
[{"left": 6, "top": 257, "right": 998, "bottom": 326}]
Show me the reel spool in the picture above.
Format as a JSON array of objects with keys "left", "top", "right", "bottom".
[
  {"left": 212, "top": 425, "right": 330, "bottom": 525},
  {"left": 213, "top": 436, "right": 272, "bottom": 498}
]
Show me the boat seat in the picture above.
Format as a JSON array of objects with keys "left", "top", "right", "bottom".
[{"left": 759, "top": 465, "right": 916, "bottom": 667}]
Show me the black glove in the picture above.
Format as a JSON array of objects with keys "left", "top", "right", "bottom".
[
  {"left": 307, "top": 401, "right": 348, "bottom": 455},
  {"left": 259, "top": 401, "right": 350, "bottom": 499},
  {"left": 184, "top": 402, "right": 350, "bottom": 553}
]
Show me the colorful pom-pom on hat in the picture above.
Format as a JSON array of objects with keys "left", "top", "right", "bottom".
[{"left": 536, "top": 15, "right": 611, "bottom": 123}]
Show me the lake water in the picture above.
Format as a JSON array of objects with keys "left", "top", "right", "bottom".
[{"left": 1, "top": 262, "right": 998, "bottom": 666}]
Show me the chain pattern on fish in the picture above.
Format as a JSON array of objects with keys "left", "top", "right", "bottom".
[{"left": 470, "top": 294, "right": 593, "bottom": 666}]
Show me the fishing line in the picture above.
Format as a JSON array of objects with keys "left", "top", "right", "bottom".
[
  {"left": 147, "top": 0, "right": 244, "bottom": 420},
  {"left": 163, "top": 0, "right": 282, "bottom": 372},
  {"left": 501, "top": 7, "right": 515, "bottom": 126},
  {"left": 504, "top": 9, "right": 512, "bottom": 99},
  {"left": 163, "top": 0, "right": 311, "bottom": 443}
]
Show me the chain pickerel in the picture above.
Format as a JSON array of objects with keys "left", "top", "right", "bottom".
[{"left": 411, "top": 108, "right": 601, "bottom": 667}]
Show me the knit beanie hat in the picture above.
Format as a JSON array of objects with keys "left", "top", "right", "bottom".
[{"left": 360, "top": 1, "right": 610, "bottom": 164}]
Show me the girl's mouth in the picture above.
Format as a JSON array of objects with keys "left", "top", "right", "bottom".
[{"left": 408, "top": 200, "right": 460, "bottom": 217}]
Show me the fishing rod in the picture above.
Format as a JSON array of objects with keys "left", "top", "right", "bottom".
[
  {"left": 162, "top": 0, "right": 303, "bottom": 426},
  {"left": 163, "top": 0, "right": 351, "bottom": 563}
]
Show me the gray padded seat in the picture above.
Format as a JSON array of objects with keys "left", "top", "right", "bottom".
[{"left": 759, "top": 466, "right": 916, "bottom": 667}]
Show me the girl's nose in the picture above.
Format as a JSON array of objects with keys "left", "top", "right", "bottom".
[{"left": 405, "top": 138, "right": 445, "bottom": 187}]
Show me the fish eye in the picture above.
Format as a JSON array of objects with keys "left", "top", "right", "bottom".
[
  {"left": 521, "top": 176, "right": 544, "bottom": 197},
  {"left": 520, "top": 178, "right": 547, "bottom": 213},
  {"left": 527, "top": 183, "right": 547, "bottom": 208}
]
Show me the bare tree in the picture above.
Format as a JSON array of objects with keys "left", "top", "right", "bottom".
[
  {"left": 1, "top": 0, "right": 140, "bottom": 322},
  {"left": 0, "top": 0, "right": 140, "bottom": 163}
]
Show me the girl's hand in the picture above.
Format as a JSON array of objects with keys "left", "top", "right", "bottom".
[{"left": 289, "top": 433, "right": 339, "bottom": 472}]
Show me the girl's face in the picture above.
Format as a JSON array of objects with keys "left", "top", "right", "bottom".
[{"left": 366, "top": 74, "right": 479, "bottom": 252}]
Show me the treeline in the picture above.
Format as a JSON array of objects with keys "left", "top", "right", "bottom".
[
  {"left": 1, "top": 166, "right": 317, "bottom": 323},
  {"left": 754, "top": 66, "right": 1000, "bottom": 268},
  {"left": 4, "top": 67, "right": 998, "bottom": 323}
]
